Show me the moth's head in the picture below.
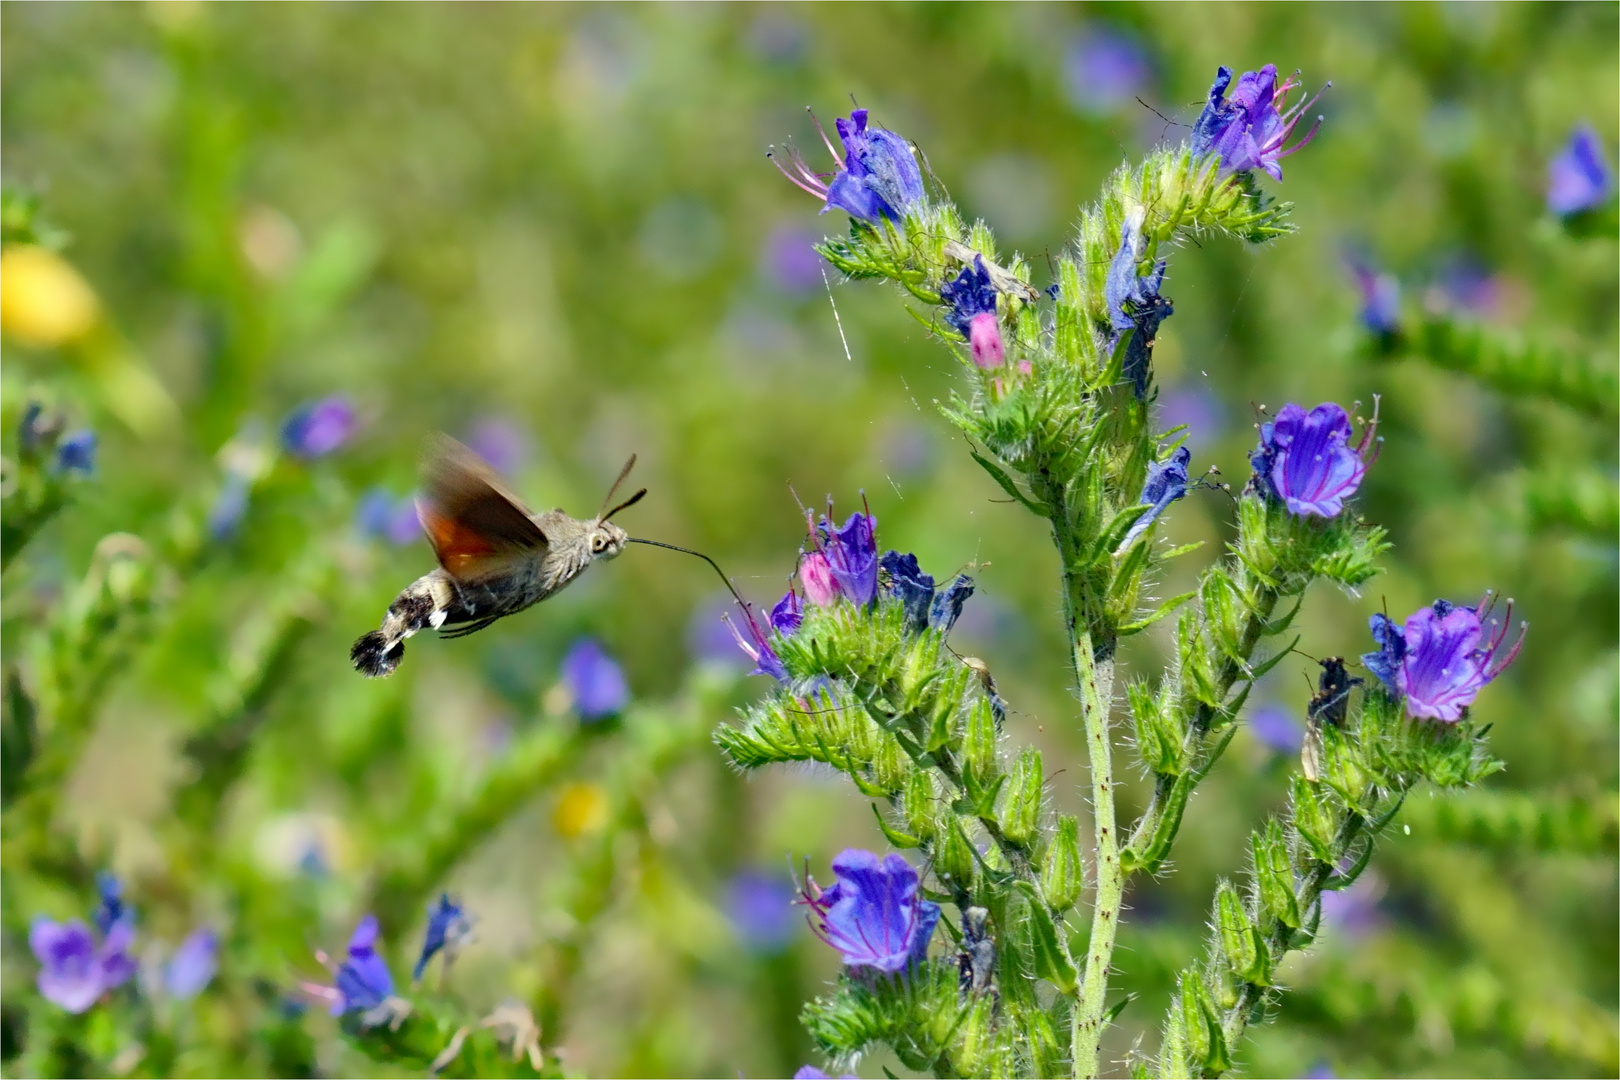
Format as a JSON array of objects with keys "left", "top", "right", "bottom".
[{"left": 587, "top": 519, "right": 629, "bottom": 561}]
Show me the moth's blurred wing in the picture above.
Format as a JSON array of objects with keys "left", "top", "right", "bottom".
[{"left": 418, "top": 433, "right": 547, "bottom": 581}]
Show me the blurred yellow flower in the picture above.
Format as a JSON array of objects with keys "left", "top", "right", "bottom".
[
  {"left": 553, "top": 782, "right": 609, "bottom": 839},
  {"left": 0, "top": 245, "right": 100, "bottom": 348}
]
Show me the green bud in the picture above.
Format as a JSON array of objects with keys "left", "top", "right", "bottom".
[
  {"left": 1199, "top": 569, "right": 1246, "bottom": 663},
  {"left": 936, "top": 818, "right": 977, "bottom": 888},
  {"left": 999, "top": 747, "right": 1043, "bottom": 846},
  {"left": 1251, "top": 819, "right": 1301, "bottom": 930},
  {"left": 1129, "top": 679, "right": 1187, "bottom": 776},
  {"left": 1180, "top": 970, "right": 1231, "bottom": 1075},
  {"left": 953, "top": 997, "right": 996, "bottom": 1078},
  {"left": 1290, "top": 774, "right": 1338, "bottom": 864},
  {"left": 873, "top": 735, "right": 909, "bottom": 795},
  {"left": 1025, "top": 1008, "right": 1064, "bottom": 1080},
  {"left": 1041, "top": 815, "right": 1083, "bottom": 912},
  {"left": 962, "top": 698, "right": 999, "bottom": 784},
  {"left": 902, "top": 769, "right": 939, "bottom": 842},
  {"left": 1215, "top": 881, "right": 1269, "bottom": 986}
]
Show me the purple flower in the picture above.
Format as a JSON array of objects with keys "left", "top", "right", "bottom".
[
  {"left": 761, "top": 224, "right": 828, "bottom": 294},
  {"left": 1190, "top": 64, "right": 1325, "bottom": 181},
  {"left": 357, "top": 488, "right": 422, "bottom": 546},
  {"left": 1248, "top": 402, "right": 1374, "bottom": 518},
  {"left": 1347, "top": 254, "right": 1401, "bottom": 336},
  {"left": 727, "top": 603, "right": 788, "bottom": 681},
  {"left": 726, "top": 870, "right": 796, "bottom": 953},
  {"left": 794, "top": 1068, "right": 856, "bottom": 1080},
  {"left": 929, "top": 574, "right": 975, "bottom": 635},
  {"left": 772, "top": 109, "right": 925, "bottom": 224},
  {"left": 1063, "top": 27, "right": 1152, "bottom": 116},
  {"left": 688, "top": 593, "right": 751, "bottom": 669},
  {"left": 1361, "top": 595, "right": 1525, "bottom": 722},
  {"left": 1431, "top": 255, "right": 1501, "bottom": 319},
  {"left": 879, "top": 550, "right": 935, "bottom": 633},
  {"left": 1319, "top": 870, "right": 1385, "bottom": 938},
  {"left": 1158, "top": 386, "right": 1225, "bottom": 449},
  {"left": 331, "top": 915, "right": 394, "bottom": 1015},
  {"left": 280, "top": 396, "right": 358, "bottom": 459},
  {"left": 165, "top": 928, "right": 218, "bottom": 1000},
  {"left": 53, "top": 430, "right": 97, "bottom": 475},
  {"left": 562, "top": 638, "right": 630, "bottom": 720},
  {"left": 413, "top": 894, "right": 472, "bottom": 980},
  {"left": 1547, "top": 124, "right": 1613, "bottom": 216},
  {"left": 1121, "top": 446, "right": 1190, "bottom": 549},
  {"left": 769, "top": 590, "right": 803, "bottom": 636},
  {"left": 1248, "top": 704, "right": 1304, "bottom": 755},
  {"left": 94, "top": 872, "right": 130, "bottom": 937},
  {"left": 799, "top": 849, "right": 941, "bottom": 972},
  {"left": 30, "top": 917, "right": 137, "bottom": 1013},
  {"left": 939, "top": 256, "right": 1004, "bottom": 369},
  {"left": 462, "top": 418, "right": 531, "bottom": 476},
  {"left": 816, "top": 511, "right": 879, "bottom": 606},
  {"left": 1105, "top": 213, "right": 1173, "bottom": 398}
]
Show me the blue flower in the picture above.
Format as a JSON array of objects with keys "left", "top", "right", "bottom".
[
  {"left": 1547, "top": 124, "right": 1613, "bottom": 216},
  {"left": 413, "top": 894, "right": 473, "bottom": 981},
  {"left": 281, "top": 396, "right": 358, "bottom": 459},
  {"left": 1120, "top": 446, "right": 1190, "bottom": 549},
  {"left": 1248, "top": 402, "right": 1374, "bottom": 518},
  {"left": 1191, "top": 64, "right": 1325, "bottom": 181},
  {"left": 165, "top": 928, "right": 218, "bottom": 1000},
  {"left": 462, "top": 417, "right": 530, "bottom": 475},
  {"left": 799, "top": 849, "right": 941, "bottom": 972},
  {"left": 939, "top": 256, "right": 1005, "bottom": 369},
  {"left": 356, "top": 487, "right": 422, "bottom": 546},
  {"left": 1063, "top": 27, "right": 1152, "bottom": 116},
  {"left": 562, "top": 638, "right": 630, "bottom": 720},
  {"left": 1105, "top": 213, "right": 1173, "bottom": 397},
  {"left": 929, "top": 574, "right": 976, "bottom": 635},
  {"left": 93, "top": 872, "right": 130, "bottom": 937},
  {"left": 1248, "top": 704, "right": 1304, "bottom": 755},
  {"left": 30, "top": 916, "right": 136, "bottom": 1014},
  {"left": 761, "top": 224, "right": 828, "bottom": 294},
  {"left": 726, "top": 603, "right": 788, "bottom": 681},
  {"left": 1346, "top": 254, "right": 1401, "bottom": 336},
  {"left": 53, "top": 430, "right": 97, "bottom": 475},
  {"left": 773, "top": 109, "right": 925, "bottom": 224},
  {"left": 330, "top": 915, "right": 394, "bottom": 1016},
  {"left": 1361, "top": 595, "right": 1525, "bottom": 722},
  {"left": 726, "top": 870, "right": 796, "bottom": 954},
  {"left": 769, "top": 590, "right": 803, "bottom": 636},
  {"left": 879, "top": 550, "right": 935, "bottom": 634},
  {"left": 817, "top": 511, "right": 879, "bottom": 606}
]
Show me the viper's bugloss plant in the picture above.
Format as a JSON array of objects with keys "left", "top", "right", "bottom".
[{"left": 720, "top": 69, "right": 1528, "bottom": 1079}]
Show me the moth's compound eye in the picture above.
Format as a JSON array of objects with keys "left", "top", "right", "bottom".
[{"left": 592, "top": 535, "right": 608, "bottom": 553}]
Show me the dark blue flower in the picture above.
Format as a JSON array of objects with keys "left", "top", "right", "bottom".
[
  {"left": 727, "top": 603, "right": 788, "bottom": 681},
  {"left": 939, "top": 256, "right": 1005, "bottom": 369},
  {"left": 1105, "top": 213, "right": 1173, "bottom": 397},
  {"left": 879, "top": 550, "right": 935, "bottom": 633},
  {"left": 413, "top": 894, "right": 472, "bottom": 981},
  {"left": 53, "top": 430, "right": 96, "bottom": 475},
  {"left": 93, "top": 873, "right": 130, "bottom": 937},
  {"left": 799, "top": 849, "right": 940, "bottom": 972},
  {"left": 1360, "top": 595, "right": 1525, "bottom": 722},
  {"left": 331, "top": 915, "right": 394, "bottom": 1016},
  {"left": 769, "top": 590, "right": 803, "bottom": 636},
  {"left": 1248, "top": 402, "right": 1372, "bottom": 518},
  {"left": 280, "top": 396, "right": 358, "bottom": 459},
  {"left": 726, "top": 870, "right": 796, "bottom": 953},
  {"left": 562, "top": 638, "right": 630, "bottom": 720},
  {"left": 1547, "top": 124, "right": 1613, "bottom": 216},
  {"left": 817, "top": 511, "right": 879, "bottom": 606},
  {"left": 1191, "top": 64, "right": 1325, "bottom": 181},
  {"left": 1063, "top": 27, "right": 1152, "bottom": 116},
  {"left": 1120, "top": 446, "right": 1190, "bottom": 549},
  {"left": 773, "top": 109, "right": 925, "bottom": 224},
  {"left": 929, "top": 574, "right": 975, "bottom": 635},
  {"left": 30, "top": 916, "right": 136, "bottom": 1014},
  {"left": 18, "top": 401, "right": 63, "bottom": 458},
  {"left": 165, "top": 928, "right": 218, "bottom": 1000},
  {"left": 1248, "top": 704, "right": 1304, "bottom": 755},
  {"left": 1346, "top": 254, "right": 1401, "bottom": 336}
]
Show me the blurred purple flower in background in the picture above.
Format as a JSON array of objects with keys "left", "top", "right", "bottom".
[
  {"left": 1158, "top": 386, "right": 1225, "bottom": 449},
  {"left": 165, "top": 928, "right": 218, "bottom": 1000},
  {"left": 1248, "top": 703, "right": 1304, "bottom": 755},
  {"left": 30, "top": 917, "right": 137, "bottom": 1013},
  {"left": 1063, "top": 26, "right": 1152, "bottom": 115},
  {"left": 1429, "top": 254, "right": 1501, "bottom": 318},
  {"left": 1319, "top": 870, "right": 1386, "bottom": 938},
  {"left": 1346, "top": 253, "right": 1401, "bottom": 335},
  {"left": 356, "top": 488, "right": 422, "bottom": 546},
  {"left": 562, "top": 638, "right": 630, "bottom": 720},
  {"left": 1362, "top": 595, "right": 1525, "bottom": 722},
  {"left": 726, "top": 870, "right": 796, "bottom": 953},
  {"left": 760, "top": 224, "right": 826, "bottom": 294},
  {"left": 281, "top": 396, "right": 357, "bottom": 459},
  {"left": 688, "top": 592, "right": 750, "bottom": 669},
  {"left": 794, "top": 1068, "right": 856, "bottom": 1080},
  {"left": 1191, "top": 64, "right": 1325, "bottom": 180},
  {"left": 463, "top": 417, "right": 531, "bottom": 476},
  {"left": 1249, "top": 402, "right": 1373, "bottom": 518},
  {"left": 798, "top": 849, "right": 940, "bottom": 973},
  {"left": 94, "top": 872, "right": 130, "bottom": 936},
  {"left": 1547, "top": 124, "right": 1613, "bottom": 215},
  {"left": 53, "top": 430, "right": 97, "bottom": 475},
  {"left": 773, "top": 109, "right": 925, "bottom": 224},
  {"left": 414, "top": 894, "right": 473, "bottom": 980}
]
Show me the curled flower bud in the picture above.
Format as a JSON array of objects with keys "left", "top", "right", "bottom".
[
  {"left": 1191, "top": 64, "right": 1326, "bottom": 181},
  {"left": 929, "top": 573, "right": 975, "bottom": 634},
  {"left": 1120, "top": 446, "right": 1190, "bottom": 549},
  {"left": 798, "top": 849, "right": 940, "bottom": 973},
  {"left": 879, "top": 550, "right": 935, "bottom": 633},
  {"left": 771, "top": 109, "right": 925, "bottom": 224},
  {"left": 1361, "top": 594, "right": 1526, "bottom": 722},
  {"left": 1547, "top": 124, "right": 1613, "bottom": 216},
  {"left": 1105, "top": 210, "right": 1172, "bottom": 397},
  {"left": 1248, "top": 402, "right": 1376, "bottom": 518},
  {"left": 798, "top": 550, "right": 840, "bottom": 606},
  {"left": 940, "top": 257, "right": 1005, "bottom": 369}
]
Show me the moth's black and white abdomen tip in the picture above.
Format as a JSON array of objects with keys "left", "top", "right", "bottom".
[{"left": 351, "top": 630, "right": 404, "bottom": 678}]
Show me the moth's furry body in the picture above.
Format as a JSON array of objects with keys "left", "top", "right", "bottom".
[{"left": 351, "top": 436, "right": 634, "bottom": 678}]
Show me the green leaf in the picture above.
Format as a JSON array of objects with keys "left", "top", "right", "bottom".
[
  {"left": 871, "top": 803, "right": 924, "bottom": 849},
  {"left": 1016, "top": 882, "right": 1078, "bottom": 994},
  {"left": 969, "top": 449, "right": 1046, "bottom": 514},
  {"left": 1120, "top": 591, "right": 1196, "bottom": 636}
]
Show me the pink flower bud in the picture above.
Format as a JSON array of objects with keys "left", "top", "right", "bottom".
[
  {"left": 967, "top": 311, "right": 1004, "bottom": 369},
  {"left": 799, "top": 551, "right": 841, "bottom": 606}
]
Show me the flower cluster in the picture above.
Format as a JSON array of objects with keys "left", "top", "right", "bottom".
[
  {"left": 1191, "top": 64, "right": 1325, "bottom": 181},
  {"left": 1248, "top": 401, "right": 1378, "bottom": 518},
  {"left": 1363, "top": 594, "right": 1526, "bottom": 721},
  {"left": 939, "top": 256, "right": 1006, "bottom": 370},
  {"left": 797, "top": 849, "right": 940, "bottom": 973},
  {"left": 773, "top": 109, "right": 925, "bottom": 225},
  {"left": 304, "top": 899, "right": 473, "bottom": 1026}
]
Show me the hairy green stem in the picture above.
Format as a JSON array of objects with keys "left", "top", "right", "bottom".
[{"left": 1071, "top": 635, "right": 1119, "bottom": 1080}]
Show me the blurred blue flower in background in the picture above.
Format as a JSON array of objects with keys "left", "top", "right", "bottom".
[
  {"left": 1158, "top": 386, "right": 1225, "bottom": 450},
  {"left": 1346, "top": 253, "right": 1401, "bottom": 336},
  {"left": 562, "top": 638, "right": 630, "bottom": 720},
  {"left": 760, "top": 224, "right": 826, "bottom": 294},
  {"left": 1248, "top": 703, "right": 1304, "bottom": 755},
  {"left": 1320, "top": 871, "right": 1386, "bottom": 938},
  {"left": 462, "top": 417, "right": 531, "bottom": 476},
  {"left": 688, "top": 592, "right": 751, "bottom": 670},
  {"left": 280, "top": 396, "right": 357, "bottom": 459},
  {"left": 356, "top": 487, "right": 421, "bottom": 546},
  {"left": 1431, "top": 254, "right": 1502, "bottom": 319},
  {"left": 414, "top": 894, "right": 473, "bottom": 981},
  {"left": 327, "top": 915, "right": 394, "bottom": 1016},
  {"left": 726, "top": 870, "right": 796, "bottom": 953},
  {"left": 165, "top": 927, "right": 218, "bottom": 1000},
  {"left": 1547, "top": 124, "right": 1613, "bottom": 215},
  {"left": 52, "top": 430, "right": 96, "bottom": 475},
  {"left": 30, "top": 917, "right": 137, "bottom": 1014},
  {"left": 1063, "top": 26, "right": 1152, "bottom": 115},
  {"left": 93, "top": 872, "right": 130, "bottom": 936}
]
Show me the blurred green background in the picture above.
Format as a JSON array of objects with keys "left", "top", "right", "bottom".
[{"left": 1, "top": 3, "right": 1615, "bottom": 1077}]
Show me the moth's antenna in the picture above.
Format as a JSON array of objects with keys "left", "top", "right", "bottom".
[
  {"left": 627, "top": 537, "right": 749, "bottom": 612},
  {"left": 603, "top": 488, "right": 647, "bottom": 521},
  {"left": 598, "top": 454, "right": 638, "bottom": 518}
]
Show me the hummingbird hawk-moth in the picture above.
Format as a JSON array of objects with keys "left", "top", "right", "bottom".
[{"left": 350, "top": 434, "right": 649, "bottom": 678}]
